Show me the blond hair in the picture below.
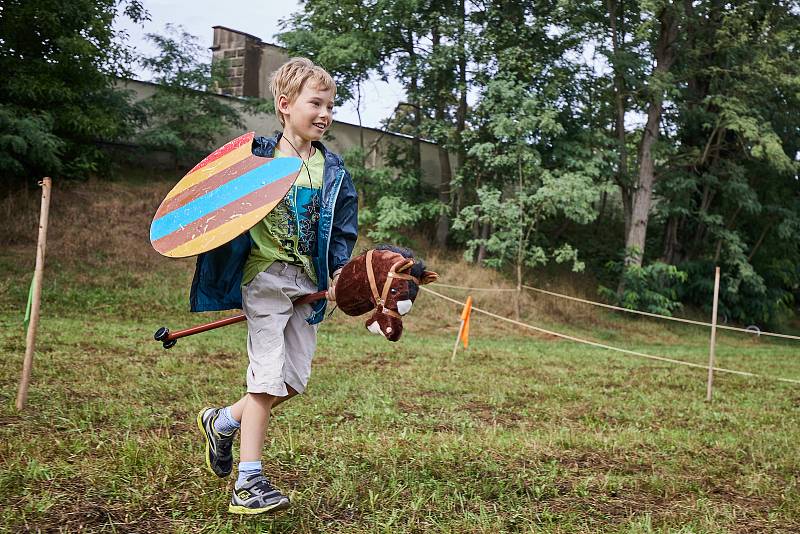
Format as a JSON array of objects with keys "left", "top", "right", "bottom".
[{"left": 269, "top": 57, "right": 336, "bottom": 126}]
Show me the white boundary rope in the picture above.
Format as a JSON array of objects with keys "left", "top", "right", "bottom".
[
  {"left": 522, "top": 284, "right": 800, "bottom": 341},
  {"left": 433, "top": 282, "right": 518, "bottom": 292},
  {"left": 429, "top": 282, "right": 800, "bottom": 341},
  {"left": 421, "top": 286, "right": 800, "bottom": 385}
]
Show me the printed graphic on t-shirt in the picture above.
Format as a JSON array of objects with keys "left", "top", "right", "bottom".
[{"left": 284, "top": 186, "right": 321, "bottom": 257}]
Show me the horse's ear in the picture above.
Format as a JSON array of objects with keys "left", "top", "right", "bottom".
[
  {"left": 397, "top": 259, "right": 415, "bottom": 272},
  {"left": 420, "top": 271, "right": 439, "bottom": 284}
]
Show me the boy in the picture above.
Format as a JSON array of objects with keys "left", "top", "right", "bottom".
[{"left": 190, "top": 58, "right": 358, "bottom": 514}]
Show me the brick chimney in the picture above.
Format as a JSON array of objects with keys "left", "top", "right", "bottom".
[{"left": 211, "top": 26, "right": 289, "bottom": 99}]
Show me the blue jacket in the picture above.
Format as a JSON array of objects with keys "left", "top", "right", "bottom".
[{"left": 189, "top": 133, "right": 358, "bottom": 324}]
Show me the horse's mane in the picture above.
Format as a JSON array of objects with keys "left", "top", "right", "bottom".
[{"left": 375, "top": 244, "right": 426, "bottom": 300}]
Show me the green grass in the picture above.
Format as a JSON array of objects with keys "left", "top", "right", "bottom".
[{"left": 1, "top": 179, "right": 800, "bottom": 532}]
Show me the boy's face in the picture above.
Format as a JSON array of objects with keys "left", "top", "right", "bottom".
[{"left": 279, "top": 82, "right": 335, "bottom": 142}]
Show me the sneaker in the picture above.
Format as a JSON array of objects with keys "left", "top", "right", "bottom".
[
  {"left": 229, "top": 474, "right": 291, "bottom": 515},
  {"left": 196, "top": 407, "right": 236, "bottom": 478}
]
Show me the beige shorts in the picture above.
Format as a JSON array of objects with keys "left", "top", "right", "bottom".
[{"left": 241, "top": 262, "right": 319, "bottom": 396}]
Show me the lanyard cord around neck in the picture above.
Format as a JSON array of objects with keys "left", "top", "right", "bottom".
[
  {"left": 280, "top": 136, "right": 315, "bottom": 246},
  {"left": 281, "top": 136, "right": 314, "bottom": 189}
]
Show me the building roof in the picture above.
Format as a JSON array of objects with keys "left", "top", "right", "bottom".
[{"left": 211, "top": 25, "right": 286, "bottom": 49}]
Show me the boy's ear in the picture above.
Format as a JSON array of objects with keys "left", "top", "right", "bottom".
[{"left": 277, "top": 94, "right": 291, "bottom": 114}]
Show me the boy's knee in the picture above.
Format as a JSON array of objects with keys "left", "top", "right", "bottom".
[{"left": 248, "top": 392, "right": 278, "bottom": 407}]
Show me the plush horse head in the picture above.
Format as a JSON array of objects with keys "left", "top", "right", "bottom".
[{"left": 334, "top": 245, "right": 438, "bottom": 341}]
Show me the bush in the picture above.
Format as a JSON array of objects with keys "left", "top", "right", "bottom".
[
  {"left": 678, "top": 259, "right": 796, "bottom": 327},
  {"left": 344, "top": 146, "right": 440, "bottom": 245},
  {"left": 599, "top": 261, "right": 687, "bottom": 316}
]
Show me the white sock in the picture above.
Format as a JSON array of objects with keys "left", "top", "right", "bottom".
[
  {"left": 213, "top": 406, "right": 240, "bottom": 435},
  {"left": 237, "top": 461, "right": 262, "bottom": 487}
]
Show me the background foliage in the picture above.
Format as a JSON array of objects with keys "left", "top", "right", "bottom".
[
  {"left": 136, "top": 25, "right": 244, "bottom": 166},
  {"left": 0, "top": 0, "right": 148, "bottom": 183},
  {"left": 280, "top": 0, "right": 800, "bottom": 327},
  {"left": 1, "top": 0, "right": 798, "bottom": 327}
]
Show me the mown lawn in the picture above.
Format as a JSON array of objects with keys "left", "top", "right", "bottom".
[{"left": 2, "top": 179, "right": 799, "bottom": 532}]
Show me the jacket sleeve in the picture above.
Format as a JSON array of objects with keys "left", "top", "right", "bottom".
[
  {"left": 251, "top": 135, "right": 273, "bottom": 157},
  {"left": 328, "top": 168, "right": 358, "bottom": 275}
]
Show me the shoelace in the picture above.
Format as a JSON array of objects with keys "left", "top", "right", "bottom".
[{"left": 252, "top": 476, "right": 278, "bottom": 495}]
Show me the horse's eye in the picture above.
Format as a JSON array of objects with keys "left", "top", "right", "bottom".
[{"left": 390, "top": 288, "right": 398, "bottom": 294}]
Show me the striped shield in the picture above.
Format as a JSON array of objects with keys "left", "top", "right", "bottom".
[{"left": 150, "top": 132, "right": 302, "bottom": 258}]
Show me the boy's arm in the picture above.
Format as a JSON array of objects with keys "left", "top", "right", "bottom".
[
  {"left": 328, "top": 169, "right": 358, "bottom": 278},
  {"left": 327, "top": 267, "right": 343, "bottom": 302}
]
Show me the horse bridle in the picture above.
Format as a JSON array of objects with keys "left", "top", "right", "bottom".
[{"left": 365, "top": 249, "right": 420, "bottom": 319}]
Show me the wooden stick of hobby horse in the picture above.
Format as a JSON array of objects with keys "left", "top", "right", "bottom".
[
  {"left": 17, "top": 177, "right": 52, "bottom": 410},
  {"left": 157, "top": 290, "right": 327, "bottom": 344}
]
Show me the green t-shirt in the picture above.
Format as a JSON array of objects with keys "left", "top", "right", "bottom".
[{"left": 242, "top": 148, "right": 324, "bottom": 286}]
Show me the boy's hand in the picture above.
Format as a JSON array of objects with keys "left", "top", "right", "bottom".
[{"left": 328, "top": 269, "right": 342, "bottom": 302}]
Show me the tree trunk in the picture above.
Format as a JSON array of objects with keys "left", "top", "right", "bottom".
[
  {"left": 456, "top": 0, "right": 467, "bottom": 172},
  {"left": 515, "top": 260, "right": 522, "bottom": 322},
  {"left": 622, "top": 6, "right": 679, "bottom": 267},
  {"left": 432, "top": 24, "right": 452, "bottom": 248},
  {"left": 435, "top": 146, "right": 452, "bottom": 247},
  {"left": 690, "top": 185, "right": 717, "bottom": 258},
  {"left": 747, "top": 221, "right": 774, "bottom": 262},
  {"left": 606, "top": 0, "right": 634, "bottom": 244},
  {"left": 621, "top": 187, "right": 633, "bottom": 241},
  {"left": 476, "top": 222, "right": 490, "bottom": 264},
  {"left": 595, "top": 190, "right": 608, "bottom": 232},
  {"left": 607, "top": 0, "right": 629, "bottom": 196},
  {"left": 661, "top": 214, "right": 681, "bottom": 264},
  {"left": 453, "top": 0, "right": 468, "bottom": 224},
  {"left": 404, "top": 31, "right": 422, "bottom": 182}
]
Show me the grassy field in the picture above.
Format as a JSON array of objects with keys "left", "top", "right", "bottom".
[{"left": 1, "top": 178, "right": 800, "bottom": 533}]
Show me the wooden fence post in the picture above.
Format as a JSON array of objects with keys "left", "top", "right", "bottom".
[
  {"left": 16, "top": 177, "right": 52, "bottom": 410},
  {"left": 706, "top": 266, "right": 721, "bottom": 402},
  {"left": 451, "top": 319, "right": 466, "bottom": 362}
]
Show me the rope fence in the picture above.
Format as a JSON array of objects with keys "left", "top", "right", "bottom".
[
  {"left": 433, "top": 282, "right": 518, "bottom": 292},
  {"left": 430, "top": 282, "right": 800, "bottom": 342},
  {"left": 420, "top": 286, "right": 800, "bottom": 386}
]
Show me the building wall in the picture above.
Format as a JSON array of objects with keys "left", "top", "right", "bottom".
[{"left": 209, "top": 27, "right": 245, "bottom": 97}]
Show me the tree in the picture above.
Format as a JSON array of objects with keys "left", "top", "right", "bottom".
[
  {"left": 575, "top": 0, "right": 681, "bottom": 270},
  {"left": 655, "top": 0, "right": 800, "bottom": 324},
  {"left": 0, "top": 0, "right": 148, "bottom": 185},
  {"left": 454, "top": 77, "right": 600, "bottom": 319},
  {"left": 137, "top": 25, "right": 243, "bottom": 166},
  {"left": 277, "top": 0, "right": 800, "bottom": 324},
  {"left": 622, "top": 2, "right": 680, "bottom": 268}
]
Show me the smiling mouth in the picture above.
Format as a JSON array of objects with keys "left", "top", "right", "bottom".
[{"left": 313, "top": 122, "right": 327, "bottom": 130}]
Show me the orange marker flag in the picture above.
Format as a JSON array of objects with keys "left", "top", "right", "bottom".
[
  {"left": 460, "top": 296, "right": 473, "bottom": 348},
  {"left": 452, "top": 296, "right": 473, "bottom": 362}
]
